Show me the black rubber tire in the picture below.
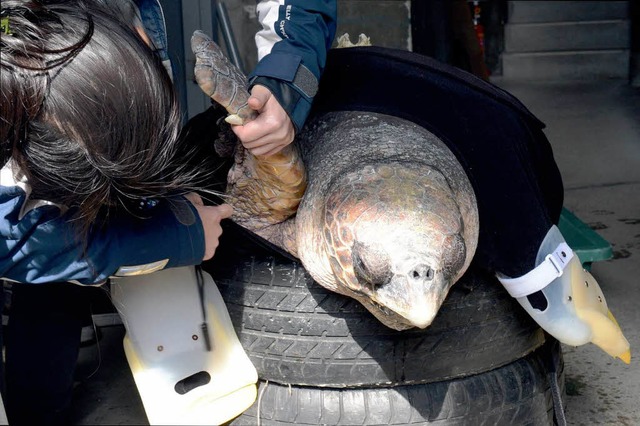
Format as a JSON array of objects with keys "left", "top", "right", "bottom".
[
  {"left": 227, "top": 340, "right": 564, "bottom": 426},
  {"left": 206, "top": 245, "right": 545, "bottom": 387}
]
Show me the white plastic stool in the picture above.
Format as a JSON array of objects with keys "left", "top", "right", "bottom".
[{"left": 111, "top": 266, "right": 257, "bottom": 425}]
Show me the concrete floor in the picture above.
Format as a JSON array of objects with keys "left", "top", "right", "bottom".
[{"left": 62, "top": 79, "right": 640, "bottom": 425}]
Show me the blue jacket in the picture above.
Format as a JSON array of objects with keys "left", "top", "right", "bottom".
[
  {"left": 0, "top": 160, "right": 205, "bottom": 284},
  {"left": 250, "top": 0, "right": 337, "bottom": 131},
  {"left": 0, "top": 0, "right": 336, "bottom": 284}
]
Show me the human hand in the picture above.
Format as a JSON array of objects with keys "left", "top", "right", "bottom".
[
  {"left": 185, "top": 193, "right": 233, "bottom": 260},
  {"left": 231, "top": 85, "right": 295, "bottom": 157}
]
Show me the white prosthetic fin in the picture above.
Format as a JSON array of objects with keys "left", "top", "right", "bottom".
[
  {"left": 111, "top": 266, "right": 258, "bottom": 425},
  {"left": 497, "top": 225, "right": 630, "bottom": 364}
]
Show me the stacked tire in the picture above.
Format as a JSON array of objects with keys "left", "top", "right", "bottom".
[{"left": 205, "top": 236, "right": 564, "bottom": 425}]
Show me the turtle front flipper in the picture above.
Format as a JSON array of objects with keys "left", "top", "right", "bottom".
[
  {"left": 191, "top": 30, "right": 256, "bottom": 125},
  {"left": 190, "top": 30, "right": 307, "bottom": 255},
  {"left": 226, "top": 143, "right": 306, "bottom": 229}
]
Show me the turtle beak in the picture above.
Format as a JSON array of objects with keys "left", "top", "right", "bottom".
[{"left": 400, "top": 299, "right": 441, "bottom": 328}]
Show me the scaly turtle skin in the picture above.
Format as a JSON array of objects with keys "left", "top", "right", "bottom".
[
  {"left": 192, "top": 31, "right": 306, "bottom": 231},
  {"left": 191, "top": 31, "right": 479, "bottom": 331}
]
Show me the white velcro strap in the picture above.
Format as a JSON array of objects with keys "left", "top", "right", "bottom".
[{"left": 498, "top": 242, "right": 574, "bottom": 298}]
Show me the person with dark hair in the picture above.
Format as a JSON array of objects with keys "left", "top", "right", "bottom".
[
  {"left": 1, "top": 0, "right": 232, "bottom": 283},
  {"left": 0, "top": 1, "right": 233, "bottom": 424},
  {"left": 0, "top": 0, "right": 336, "bottom": 424}
]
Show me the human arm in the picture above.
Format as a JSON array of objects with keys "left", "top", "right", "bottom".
[
  {"left": 232, "top": 0, "right": 337, "bottom": 156},
  {"left": 0, "top": 1, "right": 233, "bottom": 285},
  {"left": 0, "top": 185, "right": 231, "bottom": 285}
]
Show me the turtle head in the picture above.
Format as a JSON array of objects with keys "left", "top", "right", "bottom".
[
  {"left": 351, "top": 229, "right": 466, "bottom": 329},
  {"left": 323, "top": 162, "right": 471, "bottom": 330}
]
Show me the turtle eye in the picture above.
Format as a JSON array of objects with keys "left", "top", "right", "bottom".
[
  {"left": 442, "top": 233, "right": 466, "bottom": 275},
  {"left": 352, "top": 242, "right": 391, "bottom": 290}
]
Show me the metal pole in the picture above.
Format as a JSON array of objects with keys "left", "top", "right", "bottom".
[{"left": 214, "top": 0, "right": 244, "bottom": 73}]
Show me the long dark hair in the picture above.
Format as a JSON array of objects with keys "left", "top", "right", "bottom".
[{"left": 1, "top": 0, "right": 215, "bottom": 235}]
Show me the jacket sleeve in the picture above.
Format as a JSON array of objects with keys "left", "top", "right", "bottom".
[
  {"left": 0, "top": 185, "right": 205, "bottom": 285},
  {"left": 250, "top": 0, "right": 337, "bottom": 132}
]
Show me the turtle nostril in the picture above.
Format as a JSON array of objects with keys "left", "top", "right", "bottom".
[{"left": 410, "top": 265, "right": 433, "bottom": 281}]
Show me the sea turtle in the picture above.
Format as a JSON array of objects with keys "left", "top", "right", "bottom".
[{"left": 191, "top": 31, "right": 479, "bottom": 331}]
